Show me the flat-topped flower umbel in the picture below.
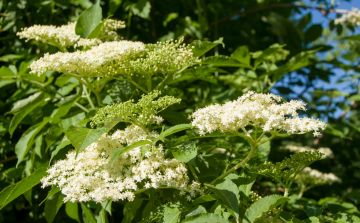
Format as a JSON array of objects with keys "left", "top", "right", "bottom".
[
  {"left": 190, "top": 91, "right": 326, "bottom": 137},
  {"left": 41, "top": 125, "right": 203, "bottom": 203}
]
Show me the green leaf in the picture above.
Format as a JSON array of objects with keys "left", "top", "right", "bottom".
[
  {"left": 15, "top": 117, "right": 52, "bottom": 167},
  {"left": 205, "top": 180, "right": 240, "bottom": 221},
  {"left": 45, "top": 125, "right": 63, "bottom": 150},
  {"left": 130, "top": 0, "right": 151, "bottom": 19},
  {"left": 75, "top": 1, "right": 103, "bottom": 38},
  {"left": 66, "top": 202, "right": 81, "bottom": 223},
  {"left": 190, "top": 38, "right": 224, "bottom": 57},
  {"left": 50, "top": 136, "right": 71, "bottom": 163},
  {"left": 65, "top": 126, "right": 106, "bottom": 156},
  {"left": 10, "top": 92, "right": 44, "bottom": 114},
  {"left": 254, "top": 44, "right": 286, "bottom": 68},
  {"left": 163, "top": 206, "right": 181, "bottom": 223},
  {"left": 0, "top": 167, "right": 48, "bottom": 210},
  {"left": 303, "top": 204, "right": 326, "bottom": 217},
  {"left": 51, "top": 94, "right": 81, "bottom": 124},
  {"left": 141, "top": 189, "right": 155, "bottom": 220},
  {"left": 23, "top": 188, "right": 32, "bottom": 205},
  {"left": 88, "top": 19, "right": 107, "bottom": 39},
  {"left": 141, "top": 146, "right": 150, "bottom": 158},
  {"left": 271, "top": 49, "right": 319, "bottom": 82},
  {"left": 231, "top": 46, "right": 251, "bottom": 65},
  {"left": 324, "top": 124, "right": 345, "bottom": 138},
  {"left": 243, "top": 195, "right": 289, "bottom": 223},
  {"left": 110, "top": 140, "right": 152, "bottom": 166},
  {"left": 39, "top": 186, "right": 60, "bottom": 206},
  {"left": 81, "top": 203, "right": 97, "bottom": 223},
  {"left": 9, "top": 92, "right": 49, "bottom": 137},
  {"left": 303, "top": 216, "right": 320, "bottom": 223},
  {"left": 159, "top": 124, "right": 193, "bottom": 139},
  {"left": 237, "top": 168, "right": 257, "bottom": 205},
  {"left": 101, "top": 200, "right": 112, "bottom": 215},
  {"left": 122, "top": 199, "right": 143, "bottom": 223},
  {"left": 97, "top": 208, "right": 109, "bottom": 223},
  {"left": 185, "top": 205, "right": 207, "bottom": 218},
  {"left": 346, "top": 95, "right": 360, "bottom": 102},
  {"left": 172, "top": 141, "right": 198, "bottom": 163},
  {"left": 0, "top": 54, "right": 24, "bottom": 62},
  {"left": 305, "top": 24, "right": 323, "bottom": 44},
  {"left": 182, "top": 213, "right": 230, "bottom": 223},
  {"left": 191, "top": 194, "right": 219, "bottom": 207},
  {"left": 44, "top": 191, "right": 65, "bottom": 223},
  {"left": 163, "top": 12, "right": 179, "bottom": 26},
  {"left": 202, "top": 56, "right": 252, "bottom": 68},
  {"left": 0, "top": 66, "right": 16, "bottom": 77},
  {"left": 0, "top": 79, "right": 16, "bottom": 88},
  {"left": 331, "top": 213, "right": 360, "bottom": 223},
  {"left": 342, "top": 34, "right": 360, "bottom": 41}
]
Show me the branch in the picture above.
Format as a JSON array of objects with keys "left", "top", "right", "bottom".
[
  {"left": 213, "top": 3, "right": 351, "bottom": 25},
  {"left": 0, "top": 155, "right": 17, "bottom": 164}
]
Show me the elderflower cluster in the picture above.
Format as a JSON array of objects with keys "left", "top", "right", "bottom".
[
  {"left": 41, "top": 124, "right": 203, "bottom": 203},
  {"left": 334, "top": 8, "right": 360, "bottom": 26},
  {"left": 17, "top": 19, "right": 125, "bottom": 49},
  {"left": 128, "top": 37, "right": 201, "bottom": 78},
  {"left": 281, "top": 144, "right": 334, "bottom": 158},
  {"left": 253, "top": 151, "right": 325, "bottom": 187},
  {"left": 296, "top": 167, "right": 341, "bottom": 187},
  {"left": 190, "top": 91, "right": 326, "bottom": 137},
  {"left": 30, "top": 41, "right": 147, "bottom": 77},
  {"left": 91, "top": 91, "right": 180, "bottom": 128}
]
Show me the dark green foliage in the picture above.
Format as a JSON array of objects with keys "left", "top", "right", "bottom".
[{"left": 1, "top": 0, "right": 360, "bottom": 222}]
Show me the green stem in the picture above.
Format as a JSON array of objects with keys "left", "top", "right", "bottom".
[
  {"left": 255, "top": 131, "right": 266, "bottom": 143},
  {"left": 94, "top": 91, "right": 103, "bottom": 107},
  {"left": 210, "top": 142, "right": 257, "bottom": 185},
  {"left": 240, "top": 127, "right": 253, "bottom": 140},
  {"left": 257, "top": 132, "right": 279, "bottom": 145},
  {"left": 298, "top": 186, "right": 305, "bottom": 198},
  {"left": 188, "top": 163, "right": 200, "bottom": 182},
  {"left": 82, "top": 77, "right": 103, "bottom": 107},
  {"left": 154, "top": 71, "right": 175, "bottom": 91},
  {"left": 272, "top": 188, "right": 289, "bottom": 223},
  {"left": 82, "top": 85, "right": 96, "bottom": 109},
  {"left": 146, "top": 76, "right": 152, "bottom": 92},
  {"left": 99, "top": 77, "right": 109, "bottom": 92},
  {"left": 231, "top": 130, "right": 253, "bottom": 141}
]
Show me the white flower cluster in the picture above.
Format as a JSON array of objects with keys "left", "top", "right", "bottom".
[
  {"left": 17, "top": 22, "right": 80, "bottom": 48},
  {"left": 97, "top": 19, "right": 125, "bottom": 41},
  {"left": 30, "top": 41, "right": 147, "bottom": 77},
  {"left": 190, "top": 91, "right": 326, "bottom": 137},
  {"left": 17, "top": 19, "right": 125, "bottom": 49},
  {"left": 334, "top": 8, "right": 360, "bottom": 26},
  {"left": 41, "top": 125, "right": 203, "bottom": 203},
  {"left": 282, "top": 144, "right": 334, "bottom": 158},
  {"left": 296, "top": 167, "right": 341, "bottom": 186}
]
